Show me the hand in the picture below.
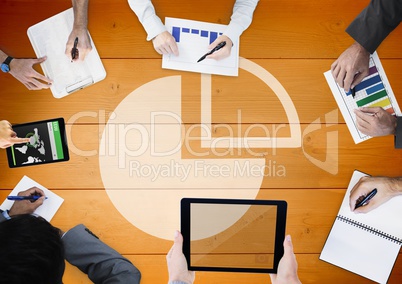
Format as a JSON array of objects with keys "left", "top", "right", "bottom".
[
  {"left": 269, "top": 235, "right": 301, "bottom": 284},
  {"left": 331, "top": 42, "right": 370, "bottom": 92},
  {"left": 8, "top": 187, "right": 46, "bottom": 216},
  {"left": 349, "top": 176, "right": 402, "bottom": 213},
  {"left": 0, "top": 120, "right": 29, "bottom": 149},
  {"left": 9, "top": 57, "right": 52, "bottom": 90},
  {"left": 354, "top": 107, "right": 397, "bottom": 137},
  {"left": 65, "top": 27, "right": 92, "bottom": 61},
  {"left": 206, "top": 35, "right": 233, "bottom": 60},
  {"left": 166, "top": 231, "right": 195, "bottom": 284},
  {"left": 152, "top": 31, "right": 179, "bottom": 56}
]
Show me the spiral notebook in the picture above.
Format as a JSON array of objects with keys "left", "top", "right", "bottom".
[{"left": 320, "top": 170, "right": 402, "bottom": 283}]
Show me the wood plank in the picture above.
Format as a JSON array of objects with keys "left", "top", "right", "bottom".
[
  {"left": 63, "top": 253, "right": 402, "bottom": 284},
  {"left": 0, "top": 188, "right": 398, "bottom": 256},
  {"left": 0, "top": 124, "right": 400, "bottom": 189},
  {"left": 1, "top": 59, "right": 402, "bottom": 124},
  {"left": 1, "top": 0, "right": 401, "bottom": 59}
]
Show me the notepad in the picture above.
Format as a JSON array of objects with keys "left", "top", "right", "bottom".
[
  {"left": 162, "top": 17, "right": 239, "bottom": 76},
  {"left": 0, "top": 176, "right": 64, "bottom": 222},
  {"left": 324, "top": 52, "right": 401, "bottom": 143},
  {"left": 320, "top": 170, "right": 402, "bottom": 283},
  {"left": 27, "top": 8, "right": 106, "bottom": 98}
]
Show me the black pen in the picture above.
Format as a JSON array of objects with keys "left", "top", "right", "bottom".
[
  {"left": 355, "top": 188, "right": 377, "bottom": 209},
  {"left": 351, "top": 87, "right": 356, "bottom": 98},
  {"left": 197, "top": 41, "right": 227, "bottom": 63},
  {"left": 71, "top": 37, "right": 79, "bottom": 61}
]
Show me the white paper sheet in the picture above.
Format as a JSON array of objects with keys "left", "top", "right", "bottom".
[
  {"left": 27, "top": 8, "right": 106, "bottom": 98},
  {"left": 162, "top": 17, "right": 239, "bottom": 76},
  {"left": 324, "top": 52, "right": 401, "bottom": 143},
  {"left": 320, "top": 170, "right": 402, "bottom": 283},
  {"left": 0, "top": 176, "right": 64, "bottom": 222}
]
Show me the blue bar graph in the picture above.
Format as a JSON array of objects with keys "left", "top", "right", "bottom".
[
  {"left": 346, "top": 74, "right": 382, "bottom": 96},
  {"left": 171, "top": 26, "right": 223, "bottom": 44},
  {"left": 366, "top": 83, "right": 384, "bottom": 95}
]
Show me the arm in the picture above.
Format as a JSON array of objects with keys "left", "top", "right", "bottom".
[
  {"left": 63, "top": 225, "right": 141, "bottom": 284},
  {"left": 269, "top": 235, "right": 301, "bottom": 284},
  {"left": 0, "top": 120, "right": 30, "bottom": 149},
  {"left": 208, "top": 0, "right": 259, "bottom": 60},
  {"left": 0, "top": 49, "right": 52, "bottom": 90},
  {"left": 65, "top": 0, "right": 92, "bottom": 61},
  {"left": 331, "top": 0, "right": 402, "bottom": 91},
  {"left": 127, "top": 0, "right": 178, "bottom": 55},
  {"left": 349, "top": 176, "right": 402, "bottom": 213}
]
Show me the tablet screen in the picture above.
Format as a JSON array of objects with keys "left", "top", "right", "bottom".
[
  {"left": 7, "top": 118, "right": 69, "bottom": 167},
  {"left": 181, "top": 198, "right": 287, "bottom": 273}
]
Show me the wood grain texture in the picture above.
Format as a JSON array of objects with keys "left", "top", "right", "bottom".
[{"left": 1, "top": 0, "right": 402, "bottom": 283}]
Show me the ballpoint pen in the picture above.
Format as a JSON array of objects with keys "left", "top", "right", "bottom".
[
  {"left": 71, "top": 37, "right": 79, "bottom": 61},
  {"left": 197, "top": 41, "right": 227, "bottom": 63},
  {"left": 354, "top": 188, "right": 377, "bottom": 209},
  {"left": 7, "top": 196, "right": 48, "bottom": 201}
]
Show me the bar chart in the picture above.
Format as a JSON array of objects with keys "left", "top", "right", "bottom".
[
  {"left": 171, "top": 26, "right": 223, "bottom": 45},
  {"left": 346, "top": 60, "right": 396, "bottom": 115},
  {"left": 324, "top": 52, "right": 401, "bottom": 143}
]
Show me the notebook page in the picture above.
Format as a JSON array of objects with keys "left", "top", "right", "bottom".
[
  {"left": 339, "top": 170, "right": 402, "bottom": 240},
  {"left": 0, "top": 176, "right": 64, "bottom": 222},
  {"left": 320, "top": 219, "right": 399, "bottom": 283},
  {"left": 27, "top": 8, "right": 106, "bottom": 98}
]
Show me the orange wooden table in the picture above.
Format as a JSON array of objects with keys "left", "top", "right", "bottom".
[{"left": 1, "top": 0, "right": 402, "bottom": 283}]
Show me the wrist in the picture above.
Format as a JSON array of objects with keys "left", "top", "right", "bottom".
[{"left": 390, "top": 177, "right": 402, "bottom": 195}]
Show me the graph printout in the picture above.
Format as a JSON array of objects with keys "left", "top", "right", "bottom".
[
  {"left": 162, "top": 17, "right": 239, "bottom": 76},
  {"left": 324, "top": 52, "right": 401, "bottom": 144}
]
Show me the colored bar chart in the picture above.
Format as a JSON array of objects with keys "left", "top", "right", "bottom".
[
  {"left": 171, "top": 26, "right": 223, "bottom": 44},
  {"left": 324, "top": 52, "right": 401, "bottom": 143},
  {"left": 346, "top": 58, "right": 395, "bottom": 114}
]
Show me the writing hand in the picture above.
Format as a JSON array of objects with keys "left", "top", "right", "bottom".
[
  {"left": 9, "top": 57, "right": 52, "bottom": 90},
  {"left": 0, "top": 120, "right": 29, "bottom": 149},
  {"left": 65, "top": 27, "right": 92, "bottom": 61},
  {"left": 206, "top": 35, "right": 233, "bottom": 60},
  {"left": 331, "top": 42, "right": 370, "bottom": 92},
  {"left": 166, "top": 230, "right": 195, "bottom": 284},
  {"left": 350, "top": 176, "right": 402, "bottom": 213},
  {"left": 354, "top": 107, "right": 397, "bottom": 137},
  {"left": 269, "top": 235, "right": 301, "bottom": 284},
  {"left": 8, "top": 187, "right": 46, "bottom": 216},
  {"left": 152, "top": 31, "right": 179, "bottom": 56}
]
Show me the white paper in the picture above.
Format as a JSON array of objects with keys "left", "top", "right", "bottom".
[
  {"left": 27, "top": 8, "right": 106, "bottom": 98},
  {"left": 0, "top": 176, "right": 64, "bottom": 222},
  {"left": 320, "top": 170, "right": 402, "bottom": 283},
  {"left": 324, "top": 52, "right": 401, "bottom": 143},
  {"left": 162, "top": 17, "right": 239, "bottom": 76}
]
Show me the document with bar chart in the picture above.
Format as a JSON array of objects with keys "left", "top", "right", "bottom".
[
  {"left": 162, "top": 17, "right": 239, "bottom": 76},
  {"left": 324, "top": 52, "right": 401, "bottom": 144}
]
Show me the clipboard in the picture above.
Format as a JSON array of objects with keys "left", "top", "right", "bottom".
[{"left": 27, "top": 8, "right": 106, "bottom": 98}]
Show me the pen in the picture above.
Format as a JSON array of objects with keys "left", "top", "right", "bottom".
[
  {"left": 71, "top": 37, "right": 79, "bottom": 60},
  {"left": 351, "top": 87, "right": 356, "bottom": 98},
  {"left": 7, "top": 196, "right": 48, "bottom": 201},
  {"left": 354, "top": 188, "right": 377, "bottom": 209},
  {"left": 197, "top": 41, "right": 227, "bottom": 63}
]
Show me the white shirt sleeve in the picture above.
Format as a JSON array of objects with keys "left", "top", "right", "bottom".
[
  {"left": 127, "top": 0, "right": 167, "bottom": 41},
  {"left": 224, "top": 0, "right": 259, "bottom": 42}
]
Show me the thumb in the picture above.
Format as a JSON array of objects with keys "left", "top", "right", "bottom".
[
  {"left": 358, "top": 107, "right": 381, "bottom": 114},
  {"left": 174, "top": 230, "right": 184, "bottom": 247},
  {"left": 34, "top": 56, "right": 47, "bottom": 65},
  {"left": 283, "top": 235, "right": 294, "bottom": 255},
  {"left": 208, "top": 39, "right": 219, "bottom": 49}
]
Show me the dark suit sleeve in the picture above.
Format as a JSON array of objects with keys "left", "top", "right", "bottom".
[
  {"left": 346, "top": 0, "right": 402, "bottom": 53},
  {"left": 62, "top": 224, "right": 141, "bottom": 284},
  {"left": 394, "top": 117, "right": 402, "bottom": 148}
]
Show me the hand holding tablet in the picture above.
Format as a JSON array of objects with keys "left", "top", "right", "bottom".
[{"left": 180, "top": 198, "right": 287, "bottom": 273}]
